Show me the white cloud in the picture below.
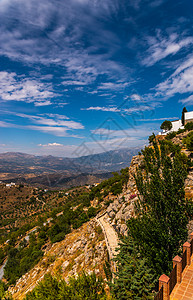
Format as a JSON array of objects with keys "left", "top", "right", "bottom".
[
  {"left": 34, "top": 100, "right": 52, "bottom": 106},
  {"left": 142, "top": 30, "right": 193, "bottom": 66},
  {"left": 130, "top": 94, "right": 141, "bottom": 101},
  {"left": 38, "top": 142, "right": 64, "bottom": 147},
  {"left": 82, "top": 106, "right": 120, "bottom": 112},
  {"left": 15, "top": 113, "right": 84, "bottom": 130},
  {"left": 180, "top": 95, "right": 193, "bottom": 105},
  {"left": 138, "top": 117, "right": 178, "bottom": 121},
  {"left": 62, "top": 80, "right": 88, "bottom": 86},
  {"left": 0, "top": 71, "right": 57, "bottom": 104},
  {"left": 92, "top": 125, "right": 155, "bottom": 139},
  {"left": 156, "top": 64, "right": 193, "bottom": 97},
  {"left": 98, "top": 82, "right": 129, "bottom": 91},
  {"left": 0, "top": 111, "right": 84, "bottom": 137},
  {"left": 82, "top": 103, "right": 156, "bottom": 114},
  {"left": 0, "top": 0, "right": 127, "bottom": 91},
  {"left": 0, "top": 121, "right": 12, "bottom": 127}
]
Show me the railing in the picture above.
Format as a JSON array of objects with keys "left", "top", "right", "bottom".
[
  {"left": 169, "top": 264, "right": 177, "bottom": 294},
  {"left": 182, "top": 249, "right": 187, "bottom": 272},
  {"left": 191, "top": 239, "right": 193, "bottom": 255},
  {"left": 154, "top": 233, "right": 193, "bottom": 300},
  {"left": 154, "top": 286, "right": 163, "bottom": 300}
]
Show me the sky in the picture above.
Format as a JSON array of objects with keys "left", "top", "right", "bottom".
[{"left": 0, "top": 0, "right": 193, "bottom": 157}]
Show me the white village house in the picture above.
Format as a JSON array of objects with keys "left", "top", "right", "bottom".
[
  {"left": 159, "top": 110, "right": 193, "bottom": 135},
  {"left": 184, "top": 111, "right": 193, "bottom": 124}
]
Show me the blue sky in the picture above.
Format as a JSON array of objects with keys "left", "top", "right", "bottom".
[{"left": 0, "top": 0, "right": 193, "bottom": 157}]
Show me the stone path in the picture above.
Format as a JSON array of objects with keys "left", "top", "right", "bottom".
[
  {"left": 171, "top": 257, "right": 193, "bottom": 299},
  {"left": 96, "top": 214, "right": 119, "bottom": 273},
  {"left": 0, "top": 259, "right": 7, "bottom": 280}
]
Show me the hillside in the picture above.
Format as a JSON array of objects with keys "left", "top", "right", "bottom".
[{"left": 1, "top": 128, "right": 193, "bottom": 299}]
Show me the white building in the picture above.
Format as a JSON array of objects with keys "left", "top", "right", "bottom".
[
  {"left": 159, "top": 119, "right": 184, "bottom": 135},
  {"left": 184, "top": 111, "right": 193, "bottom": 124},
  {"left": 159, "top": 111, "right": 193, "bottom": 135}
]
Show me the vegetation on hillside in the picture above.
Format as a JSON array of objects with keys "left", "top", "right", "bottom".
[
  {"left": 1, "top": 168, "right": 130, "bottom": 288},
  {"left": 2, "top": 129, "right": 193, "bottom": 299},
  {"left": 113, "top": 135, "right": 193, "bottom": 298},
  {"left": 0, "top": 280, "right": 12, "bottom": 300},
  {"left": 24, "top": 273, "right": 111, "bottom": 300},
  {"left": 89, "top": 168, "right": 129, "bottom": 201}
]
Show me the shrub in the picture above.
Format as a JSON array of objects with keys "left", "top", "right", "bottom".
[
  {"left": 25, "top": 272, "right": 108, "bottom": 300},
  {"left": 165, "top": 131, "right": 177, "bottom": 140},
  {"left": 110, "top": 182, "right": 122, "bottom": 195},
  {"left": 185, "top": 122, "right": 193, "bottom": 131},
  {"left": 51, "top": 232, "right": 65, "bottom": 243},
  {"left": 183, "top": 131, "right": 193, "bottom": 150},
  {"left": 177, "top": 128, "right": 186, "bottom": 134}
]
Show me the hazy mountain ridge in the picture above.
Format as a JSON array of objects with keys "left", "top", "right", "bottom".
[
  {"left": 0, "top": 148, "right": 140, "bottom": 173},
  {"left": 0, "top": 148, "right": 140, "bottom": 188}
]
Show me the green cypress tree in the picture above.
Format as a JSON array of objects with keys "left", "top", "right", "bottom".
[{"left": 181, "top": 107, "right": 187, "bottom": 126}]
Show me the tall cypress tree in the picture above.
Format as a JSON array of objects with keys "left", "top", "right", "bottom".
[{"left": 182, "top": 107, "right": 187, "bottom": 126}]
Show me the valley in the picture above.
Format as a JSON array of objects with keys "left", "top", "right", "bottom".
[{"left": 1, "top": 129, "right": 193, "bottom": 299}]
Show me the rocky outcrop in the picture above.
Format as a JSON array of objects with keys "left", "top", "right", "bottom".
[
  {"left": 104, "top": 155, "right": 141, "bottom": 236},
  {"left": 9, "top": 220, "right": 108, "bottom": 299}
]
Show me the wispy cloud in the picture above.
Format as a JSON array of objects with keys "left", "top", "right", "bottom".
[
  {"left": 180, "top": 95, "right": 193, "bottom": 105},
  {"left": 15, "top": 113, "right": 84, "bottom": 129},
  {"left": 0, "top": 71, "right": 57, "bottom": 104},
  {"left": 91, "top": 125, "right": 156, "bottom": 138},
  {"left": 0, "top": 0, "right": 127, "bottom": 92},
  {"left": 138, "top": 117, "right": 178, "bottom": 121},
  {"left": 82, "top": 103, "right": 156, "bottom": 114},
  {"left": 82, "top": 106, "right": 119, "bottom": 112},
  {"left": 98, "top": 82, "right": 130, "bottom": 91},
  {"left": 38, "top": 142, "right": 64, "bottom": 147},
  {"left": 156, "top": 62, "right": 193, "bottom": 97},
  {"left": 0, "top": 111, "right": 84, "bottom": 137},
  {"left": 142, "top": 30, "right": 193, "bottom": 66}
]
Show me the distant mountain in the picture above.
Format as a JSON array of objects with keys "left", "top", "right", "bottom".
[{"left": 0, "top": 148, "right": 140, "bottom": 188}]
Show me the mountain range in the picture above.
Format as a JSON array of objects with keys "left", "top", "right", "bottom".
[{"left": 0, "top": 147, "right": 140, "bottom": 188}]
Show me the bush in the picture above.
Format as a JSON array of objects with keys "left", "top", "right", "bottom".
[
  {"left": 0, "top": 280, "right": 13, "bottom": 299},
  {"left": 51, "top": 232, "right": 66, "bottom": 243},
  {"left": 165, "top": 131, "right": 176, "bottom": 140},
  {"left": 185, "top": 122, "right": 193, "bottom": 131},
  {"left": 87, "top": 207, "right": 97, "bottom": 218},
  {"left": 177, "top": 128, "right": 186, "bottom": 134},
  {"left": 183, "top": 131, "right": 193, "bottom": 150},
  {"left": 25, "top": 273, "right": 108, "bottom": 300},
  {"left": 148, "top": 133, "right": 156, "bottom": 143},
  {"left": 110, "top": 182, "right": 122, "bottom": 195},
  {"left": 4, "top": 234, "right": 43, "bottom": 285}
]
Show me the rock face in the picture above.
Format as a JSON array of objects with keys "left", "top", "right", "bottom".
[
  {"left": 104, "top": 155, "right": 141, "bottom": 236},
  {"left": 9, "top": 220, "right": 108, "bottom": 300}
]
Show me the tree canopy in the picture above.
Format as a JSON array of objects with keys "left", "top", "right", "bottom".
[
  {"left": 160, "top": 120, "right": 172, "bottom": 131},
  {"left": 128, "top": 137, "right": 192, "bottom": 276}
]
